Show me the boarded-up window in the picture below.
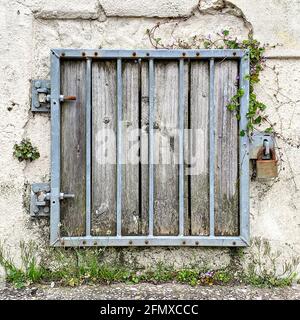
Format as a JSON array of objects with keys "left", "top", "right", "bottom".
[{"left": 50, "top": 49, "right": 249, "bottom": 247}]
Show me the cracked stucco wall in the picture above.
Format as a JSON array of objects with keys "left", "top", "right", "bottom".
[{"left": 0, "top": 0, "right": 300, "bottom": 276}]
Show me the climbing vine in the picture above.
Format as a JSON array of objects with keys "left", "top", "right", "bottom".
[{"left": 146, "top": 26, "right": 273, "bottom": 137}]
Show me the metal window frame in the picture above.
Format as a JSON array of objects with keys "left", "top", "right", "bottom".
[{"left": 50, "top": 48, "right": 250, "bottom": 247}]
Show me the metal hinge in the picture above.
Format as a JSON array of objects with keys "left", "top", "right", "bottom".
[
  {"left": 30, "top": 183, "right": 75, "bottom": 217},
  {"left": 31, "top": 79, "right": 76, "bottom": 112}
]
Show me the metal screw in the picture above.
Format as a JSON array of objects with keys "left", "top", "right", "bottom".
[
  {"left": 129, "top": 240, "right": 133, "bottom": 245},
  {"left": 94, "top": 241, "right": 98, "bottom": 246},
  {"left": 82, "top": 52, "right": 86, "bottom": 57},
  {"left": 196, "top": 52, "right": 200, "bottom": 57},
  {"left": 195, "top": 241, "right": 199, "bottom": 245},
  {"left": 43, "top": 207, "right": 50, "bottom": 213},
  {"left": 33, "top": 207, "right": 39, "bottom": 214},
  {"left": 232, "top": 241, "right": 236, "bottom": 246},
  {"left": 61, "top": 241, "right": 65, "bottom": 245},
  {"left": 233, "top": 52, "right": 236, "bottom": 56},
  {"left": 61, "top": 52, "right": 65, "bottom": 57},
  {"left": 32, "top": 185, "right": 40, "bottom": 193},
  {"left": 146, "top": 53, "right": 150, "bottom": 56},
  {"left": 45, "top": 185, "right": 51, "bottom": 192},
  {"left": 35, "top": 81, "right": 41, "bottom": 88},
  {"left": 82, "top": 240, "right": 86, "bottom": 245},
  {"left": 145, "top": 240, "right": 149, "bottom": 244},
  {"left": 182, "top": 241, "right": 186, "bottom": 245},
  {"left": 132, "top": 52, "right": 136, "bottom": 57},
  {"left": 94, "top": 52, "right": 98, "bottom": 56},
  {"left": 182, "top": 52, "right": 186, "bottom": 57}
]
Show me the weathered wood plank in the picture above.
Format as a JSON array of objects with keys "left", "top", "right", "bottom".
[
  {"left": 214, "top": 60, "right": 239, "bottom": 236},
  {"left": 60, "top": 60, "right": 86, "bottom": 236},
  {"left": 140, "top": 61, "right": 149, "bottom": 235},
  {"left": 121, "top": 60, "right": 140, "bottom": 235},
  {"left": 154, "top": 60, "right": 179, "bottom": 235},
  {"left": 91, "top": 60, "right": 117, "bottom": 236},
  {"left": 189, "top": 61, "right": 210, "bottom": 236}
]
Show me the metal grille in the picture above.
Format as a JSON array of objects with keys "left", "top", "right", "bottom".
[{"left": 50, "top": 49, "right": 250, "bottom": 247}]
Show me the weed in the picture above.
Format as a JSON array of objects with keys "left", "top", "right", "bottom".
[{"left": 13, "top": 139, "right": 40, "bottom": 162}]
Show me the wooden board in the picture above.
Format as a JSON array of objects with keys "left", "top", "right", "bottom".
[
  {"left": 214, "top": 60, "right": 239, "bottom": 236},
  {"left": 60, "top": 60, "right": 86, "bottom": 236},
  {"left": 153, "top": 60, "right": 179, "bottom": 235},
  {"left": 91, "top": 60, "right": 117, "bottom": 236},
  {"left": 121, "top": 60, "right": 140, "bottom": 235},
  {"left": 189, "top": 61, "right": 210, "bottom": 236}
]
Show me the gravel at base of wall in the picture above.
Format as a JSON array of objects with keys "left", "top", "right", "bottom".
[{"left": 0, "top": 283, "right": 299, "bottom": 300}]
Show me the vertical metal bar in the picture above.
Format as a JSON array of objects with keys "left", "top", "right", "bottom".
[
  {"left": 116, "top": 58, "right": 123, "bottom": 237},
  {"left": 85, "top": 58, "right": 92, "bottom": 236},
  {"left": 239, "top": 52, "right": 250, "bottom": 244},
  {"left": 50, "top": 51, "right": 61, "bottom": 245},
  {"left": 178, "top": 59, "right": 184, "bottom": 236},
  {"left": 209, "top": 58, "right": 215, "bottom": 237},
  {"left": 148, "top": 59, "right": 154, "bottom": 237}
]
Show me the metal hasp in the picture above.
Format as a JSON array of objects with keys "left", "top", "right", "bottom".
[
  {"left": 249, "top": 132, "right": 278, "bottom": 179},
  {"left": 249, "top": 132, "right": 275, "bottom": 159},
  {"left": 49, "top": 48, "right": 250, "bottom": 247}
]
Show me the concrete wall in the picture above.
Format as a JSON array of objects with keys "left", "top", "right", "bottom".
[{"left": 0, "top": 0, "right": 299, "bottom": 276}]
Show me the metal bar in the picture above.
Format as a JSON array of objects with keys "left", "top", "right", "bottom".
[
  {"left": 178, "top": 59, "right": 185, "bottom": 236},
  {"left": 50, "top": 51, "right": 61, "bottom": 245},
  {"left": 53, "top": 49, "right": 246, "bottom": 59},
  {"left": 85, "top": 58, "right": 92, "bottom": 237},
  {"left": 148, "top": 59, "right": 154, "bottom": 237},
  {"left": 239, "top": 52, "right": 250, "bottom": 245},
  {"left": 116, "top": 58, "right": 123, "bottom": 237},
  {"left": 54, "top": 236, "right": 247, "bottom": 247},
  {"left": 209, "top": 58, "right": 215, "bottom": 237}
]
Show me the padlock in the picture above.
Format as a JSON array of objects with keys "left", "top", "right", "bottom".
[{"left": 256, "top": 145, "right": 278, "bottom": 179}]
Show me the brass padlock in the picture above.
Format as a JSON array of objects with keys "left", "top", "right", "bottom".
[{"left": 256, "top": 147, "right": 278, "bottom": 178}]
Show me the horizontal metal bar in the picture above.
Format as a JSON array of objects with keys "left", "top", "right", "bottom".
[
  {"left": 52, "top": 49, "right": 246, "bottom": 59},
  {"left": 53, "top": 236, "right": 247, "bottom": 247}
]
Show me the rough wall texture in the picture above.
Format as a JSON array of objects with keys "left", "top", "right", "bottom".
[{"left": 0, "top": 0, "right": 299, "bottom": 277}]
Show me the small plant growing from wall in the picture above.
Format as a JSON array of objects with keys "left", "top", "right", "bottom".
[{"left": 13, "top": 138, "right": 40, "bottom": 162}]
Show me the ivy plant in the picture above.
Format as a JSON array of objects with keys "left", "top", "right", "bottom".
[
  {"left": 146, "top": 27, "right": 272, "bottom": 137},
  {"left": 13, "top": 139, "right": 40, "bottom": 162}
]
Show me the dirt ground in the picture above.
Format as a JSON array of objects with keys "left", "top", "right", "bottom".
[{"left": 0, "top": 283, "right": 299, "bottom": 300}]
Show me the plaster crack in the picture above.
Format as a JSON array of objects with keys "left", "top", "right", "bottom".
[{"left": 198, "top": 0, "right": 253, "bottom": 36}]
